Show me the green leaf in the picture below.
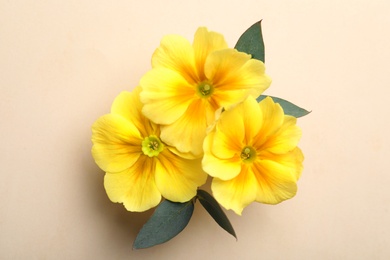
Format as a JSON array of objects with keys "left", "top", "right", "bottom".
[
  {"left": 197, "top": 189, "right": 237, "bottom": 239},
  {"left": 133, "top": 200, "right": 194, "bottom": 249},
  {"left": 257, "top": 95, "right": 311, "bottom": 118},
  {"left": 234, "top": 20, "right": 265, "bottom": 62}
]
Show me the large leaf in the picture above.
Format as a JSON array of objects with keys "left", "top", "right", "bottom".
[
  {"left": 257, "top": 95, "right": 311, "bottom": 118},
  {"left": 133, "top": 200, "right": 194, "bottom": 249},
  {"left": 234, "top": 20, "right": 265, "bottom": 62},
  {"left": 197, "top": 189, "right": 236, "bottom": 239}
]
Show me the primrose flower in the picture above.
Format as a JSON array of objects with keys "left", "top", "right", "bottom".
[
  {"left": 91, "top": 87, "right": 207, "bottom": 212},
  {"left": 202, "top": 96, "right": 304, "bottom": 215},
  {"left": 140, "top": 27, "right": 271, "bottom": 156}
]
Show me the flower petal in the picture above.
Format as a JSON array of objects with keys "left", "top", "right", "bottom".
[
  {"left": 202, "top": 131, "right": 242, "bottom": 180},
  {"left": 91, "top": 114, "right": 142, "bottom": 173},
  {"left": 111, "top": 87, "right": 155, "bottom": 137},
  {"left": 104, "top": 156, "right": 161, "bottom": 212},
  {"left": 212, "top": 105, "right": 245, "bottom": 158},
  {"left": 205, "top": 49, "right": 271, "bottom": 107},
  {"left": 159, "top": 99, "right": 212, "bottom": 156},
  {"left": 259, "top": 147, "right": 304, "bottom": 180},
  {"left": 253, "top": 97, "right": 284, "bottom": 148},
  {"left": 232, "top": 96, "right": 263, "bottom": 145},
  {"left": 290, "top": 147, "right": 304, "bottom": 180},
  {"left": 140, "top": 68, "right": 196, "bottom": 125},
  {"left": 193, "top": 27, "right": 228, "bottom": 80},
  {"left": 155, "top": 150, "right": 207, "bottom": 202},
  {"left": 252, "top": 160, "right": 298, "bottom": 204},
  {"left": 167, "top": 146, "right": 197, "bottom": 160},
  {"left": 152, "top": 34, "right": 199, "bottom": 84},
  {"left": 264, "top": 115, "right": 302, "bottom": 154},
  {"left": 211, "top": 165, "right": 258, "bottom": 215}
]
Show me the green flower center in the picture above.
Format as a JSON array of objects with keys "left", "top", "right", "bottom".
[
  {"left": 197, "top": 82, "right": 214, "bottom": 98},
  {"left": 142, "top": 135, "right": 164, "bottom": 157},
  {"left": 240, "top": 146, "right": 256, "bottom": 163}
]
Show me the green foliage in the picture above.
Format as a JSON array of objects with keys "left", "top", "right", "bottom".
[
  {"left": 133, "top": 200, "right": 194, "bottom": 249},
  {"left": 197, "top": 190, "right": 237, "bottom": 239},
  {"left": 257, "top": 95, "right": 311, "bottom": 118},
  {"left": 235, "top": 20, "right": 265, "bottom": 62},
  {"left": 132, "top": 21, "right": 310, "bottom": 250}
]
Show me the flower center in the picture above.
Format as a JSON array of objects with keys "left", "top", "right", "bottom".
[
  {"left": 142, "top": 135, "right": 164, "bottom": 157},
  {"left": 240, "top": 146, "right": 256, "bottom": 163},
  {"left": 197, "top": 82, "right": 214, "bottom": 98}
]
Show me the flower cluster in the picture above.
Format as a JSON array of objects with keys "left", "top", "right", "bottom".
[
  {"left": 92, "top": 87, "right": 206, "bottom": 212},
  {"left": 91, "top": 26, "right": 304, "bottom": 217}
]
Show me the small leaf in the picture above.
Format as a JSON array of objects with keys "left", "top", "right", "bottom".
[
  {"left": 257, "top": 95, "right": 311, "bottom": 118},
  {"left": 197, "top": 189, "right": 237, "bottom": 239},
  {"left": 133, "top": 200, "right": 194, "bottom": 249},
  {"left": 235, "top": 20, "right": 265, "bottom": 62}
]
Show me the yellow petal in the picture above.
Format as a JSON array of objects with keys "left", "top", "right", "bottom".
[
  {"left": 252, "top": 160, "right": 298, "bottom": 204},
  {"left": 211, "top": 131, "right": 241, "bottom": 159},
  {"left": 91, "top": 114, "right": 142, "bottom": 173},
  {"left": 233, "top": 96, "right": 263, "bottom": 144},
  {"left": 152, "top": 34, "right": 199, "bottom": 84},
  {"left": 258, "top": 147, "right": 304, "bottom": 181},
  {"left": 211, "top": 166, "right": 258, "bottom": 215},
  {"left": 202, "top": 131, "right": 242, "bottom": 180},
  {"left": 159, "top": 99, "right": 212, "bottom": 156},
  {"left": 155, "top": 150, "right": 207, "bottom": 202},
  {"left": 253, "top": 97, "right": 284, "bottom": 148},
  {"left": 104, "top": 156, "right": 161, "bottom": 212},
  {"left": 111, "top": 87, "right": 156, "bottom": 137},
  {"left": 193, "top": 27, "right": 228, "bottom": 80},
  {"left": 205, "top": 49, "right": 271, "bottom": 107},
  {"left": 291, "top": 147, "right": 304, "bottom": 180},
  {"left": 205, "top": 49, "right": 250, "bottom": 83},
  {"left": 140, "top": 68, "right": 196, "bottom": 125},
  {"left": 167, "top": 146, "right": 198, "bottom": 160},
  {"left": 212, "top": 105, "right": 245, "bottom": 158},
  {"left": 263, "top": 115, "right": 302, "bottom": 154}
]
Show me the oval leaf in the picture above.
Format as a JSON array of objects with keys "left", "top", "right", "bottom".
[
  {"left": 197, "top": 189, "right": 237, "bottom": 239},
  {"left": 234, "top": 20, "right": 265, "bottom": 62},
  {"left": 257, "top": 95, "right": 311, "bottom": 118},
  {"left": 133, "top": 200, "right": 194, "bottom": 249}
]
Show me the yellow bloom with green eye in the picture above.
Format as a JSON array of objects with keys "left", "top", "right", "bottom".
[
  {"left": 91, "top": 87, "right": 207, "bottom": 212},
  {"left": 140, "top": 27, "right": 271, "bottom": 156},
  {"left": 202, "top": 96, "right": 304, "bottom": 215}
]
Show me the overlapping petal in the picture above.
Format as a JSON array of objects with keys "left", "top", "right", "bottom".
[
  {"left": 258, "top": 148, "right": 304, "bottom": 180},
  {"left": 202, "top": 132, "right": 242, "bottom": 180},
  {"left": 140, "top": 27, "right": 271, "bottom": 156},
  {"left": 111, "top": 88, "right": 156, "bottom": 137},
  {"left": 140, "top": 68, "right": 196, "bottom": 125},
  {"left": 252, "top": 97, "right": 284, "bottom": 148},
  {"left": 252, "top": 160, "right": 298, "bottom": 204},
  {"left": 152, "top": 34, "right": 198, "bottom": 84},
  {"left": 206, "top": 49, "right": 271, "bottom": 107},
  {"left": 214, "top": 105, "right": 245, "bottom": 155},
  {"left": 203, "top": 96, "right": 304, "bottom": 214},
  {"left": 211, "top": 166, "right": 258, "bottom": 215},
  {"left": 159, "top": 99, "right": 214, "bottom": 156},
  {"left": 262, "top": 116, "right": 302, "bottom": 154},
  {"left": 91, "top": 88, "right": 206, "bottom": 212},
  {"left": 227, "top": 95, "right": 262, "bottom": 145},
  {"left": 104, "top": 156, "right": 161, "bottom": 212},
  {"left": 193, "top": 27, "right": 228, "bottom": 80},
  {"left": 155, "top": 150, "right": 207, "bottom": 202},
  {"left": 91, "top": 114, "right": 142, "bottom": 173}
]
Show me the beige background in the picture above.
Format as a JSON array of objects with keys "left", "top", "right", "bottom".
[{"left": 1, "top": 0, "right": 390, "bottom": 259}]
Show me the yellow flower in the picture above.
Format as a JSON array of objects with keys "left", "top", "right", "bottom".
[
  {"left": 140, "top": 27, "right": 272, "bottom": 156},
  {"left": 202, "top": 96, "right": 304, "bottom": 215},
  {"left": 91, "top": 87, "right": 207, "bottom": 212}
]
